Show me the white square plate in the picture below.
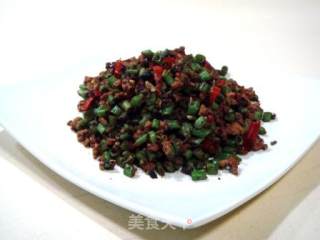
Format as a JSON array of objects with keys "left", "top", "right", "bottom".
[{"left": 0, "top": 64, "right": 319, "bottom": 229}]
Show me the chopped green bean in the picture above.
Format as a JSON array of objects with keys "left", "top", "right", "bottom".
[
  {"left": 191, "top": 169, "right": 207, "bottom": 181},
  {"left": 194, "top": 116, "right": 207, "bottom": 129}
]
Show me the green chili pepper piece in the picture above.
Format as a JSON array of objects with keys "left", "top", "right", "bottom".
[
  {"left": 254, "top": 111, "right": 263, "bottom": 120},
  {"left": 198, "top": 82, "right": 211, "bottom": 92},
  {"left": 163, "top": 71, "right": 174, "bottom": 85},
  {"left": 191, "top": 62, "right": 202, "bottom": 72},
  {"left": 167, "top": 120, "right": 181, "bottom": 130},
  {"left": 194, "top": 116, "right": 207, "bottom": 129},
  {"left": 135, "top": 133, "right": 148, "bottom": 146},
  {"left": 126, "top": 69, "right": 139, "bottom": 77},
  {"left": 108, "top": 75, "right": 117, "bottom": 86},
  {"left": 94, "top": 105, "right": 108, "bottom": 117},
  {"left": 194, "top": 54, "right": 206, "bottom": 64},
  {"left": 130, "top": 94, "right": 144, "bottom": 108},
  {"left": 97, "top": 123, "right": 106, "bottom": 134},
  {"left": 78, "top": 85, "right": 88, "bottom": 98},
  {"left": 199, "top": 70, "right": 211, "bottom": 81},
  {"left": 152, "top": 119, "right": 160, "bottom": 129},
  {"left": 161, "top": 105, "right": 174, "bottom": 115},
  {"left": 181, "top": 122, "right": 193, "bottom": 138},
  {"left": 187, "top": 100, "right": 200, "bottom": 115},
  {"left": 207, "top": 161, "right": 219, "bottom": 175},
  {"left": 103, "top": 151, "right": 111, "bottom": 161},
  {"left": 142, "top": 49, "right": 154, "bottom": 58},
  {"left": 191, "top": 169, "right": 207, "bottom": 181},
  {"left": 124, "top": 164, "right": 135, "bottom": 177},
  {"left": 259, "top": 126, "right": 267, "bottom": 135},
  {"left": 191, "top": 128, "right": 211, "bottom": 138},
  {"left": 110, "top": 105, "right": 122, "bottom": 116},
  {"left": 149, "top": 131, "right": 157, "bottom": 143},
  {"left": 262, "top": 112, "right": 273, "bottom": 122},
  {"left": 121, "top": 100, "right": 131, "bottom": 111}
]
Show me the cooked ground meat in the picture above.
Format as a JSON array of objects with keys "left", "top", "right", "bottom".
[{"left": 68, "top": 47, "right": 275, "bottom": 180}]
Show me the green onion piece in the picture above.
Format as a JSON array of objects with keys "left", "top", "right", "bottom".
[
  {"left": 96, "top": 123, "right": 106, "bottom": 134},
  {"left": 152, "top": 119, "right": 160, "bottom": 129},
  {"left": 130, "top": 94, "right": 144, "bottom": 108},
  {"left": 199, "top": 70, "right": 211, "bottom": 81},
  {"left": 110, "top": 105, "right": 122, "bottom": 116},
  {"left": 191, "top": 169, "right": 207, "bottom": 181},
  {"left": 163, "top": 71, "right": 174, "bottom": 85},
  {"left": 194, "top": 116, "right": 207, "bottom": 129},
  {"left": 167, "top": 120, "right": 181, "bottom": 130},
  {"left": 191, "top": 128, "right": 211, "bottom": 138},
  {"left": 134, "top": 134, "right": 148, "bottom": 146},
  {"left": 259, "top": 126, "right": 267, "bottom": 135},
  {"left": 161, "top": 105, "right": 174, "bottom": 115},
  {"left": 108, "top": 75, "right": 117, "bottom": 86},
  {"left": 187, "top": 100, "right": 200, "bottom": 115},
  {"left": 124, "top": 164, "right": 136, "bottom": 177},
  {"left": 121, "top": 100, "right": 131, "bottom": 111},
  {"left": 194, "top": 54, "right": 206, "bottom": 64},
  {"left": 94, "top": 106, "right": 108, "bottom": 117},
  {"left": 207, "top": 161, "right": 219, "bottom": 175},
  {"left": 149, "top": 131, "right": 157, "bottom": 143},
  {"left": 262, "top": 112, "right": 273, "bottom": 122}
]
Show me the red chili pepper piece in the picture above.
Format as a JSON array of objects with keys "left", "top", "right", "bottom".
[
  {"left": 210, "top": 86, "right": 221, "bottom": 103},
  {"left": 162, "top": 57, "right": 176, "bottom": 65},
  {"left": 93, "top": 89, "right": 101, "bottom": 97},
  {"left": 243, "top": 121, "right": 261, "bottom": 150},
  {"left": 79, "top": 96, "right": 94, "bottom": 112},
  {"left": 152, "top": 65, "right": 164, "bottom": 94},
  {"left": 152, "top": 65, "right": 163, "bottom": 80},
  {"left": 216, "top": 79, "right": 225, "bottom": 87},
  {"left": 114, "top": 60, "right": 123, "bottom": 76},
  {"left": 204, "top": 61, "right": 213, "bottom": 70}
]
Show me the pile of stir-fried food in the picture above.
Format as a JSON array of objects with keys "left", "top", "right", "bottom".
[{"left": 68, "top": 47, "right": 276, "bottom": 181}]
